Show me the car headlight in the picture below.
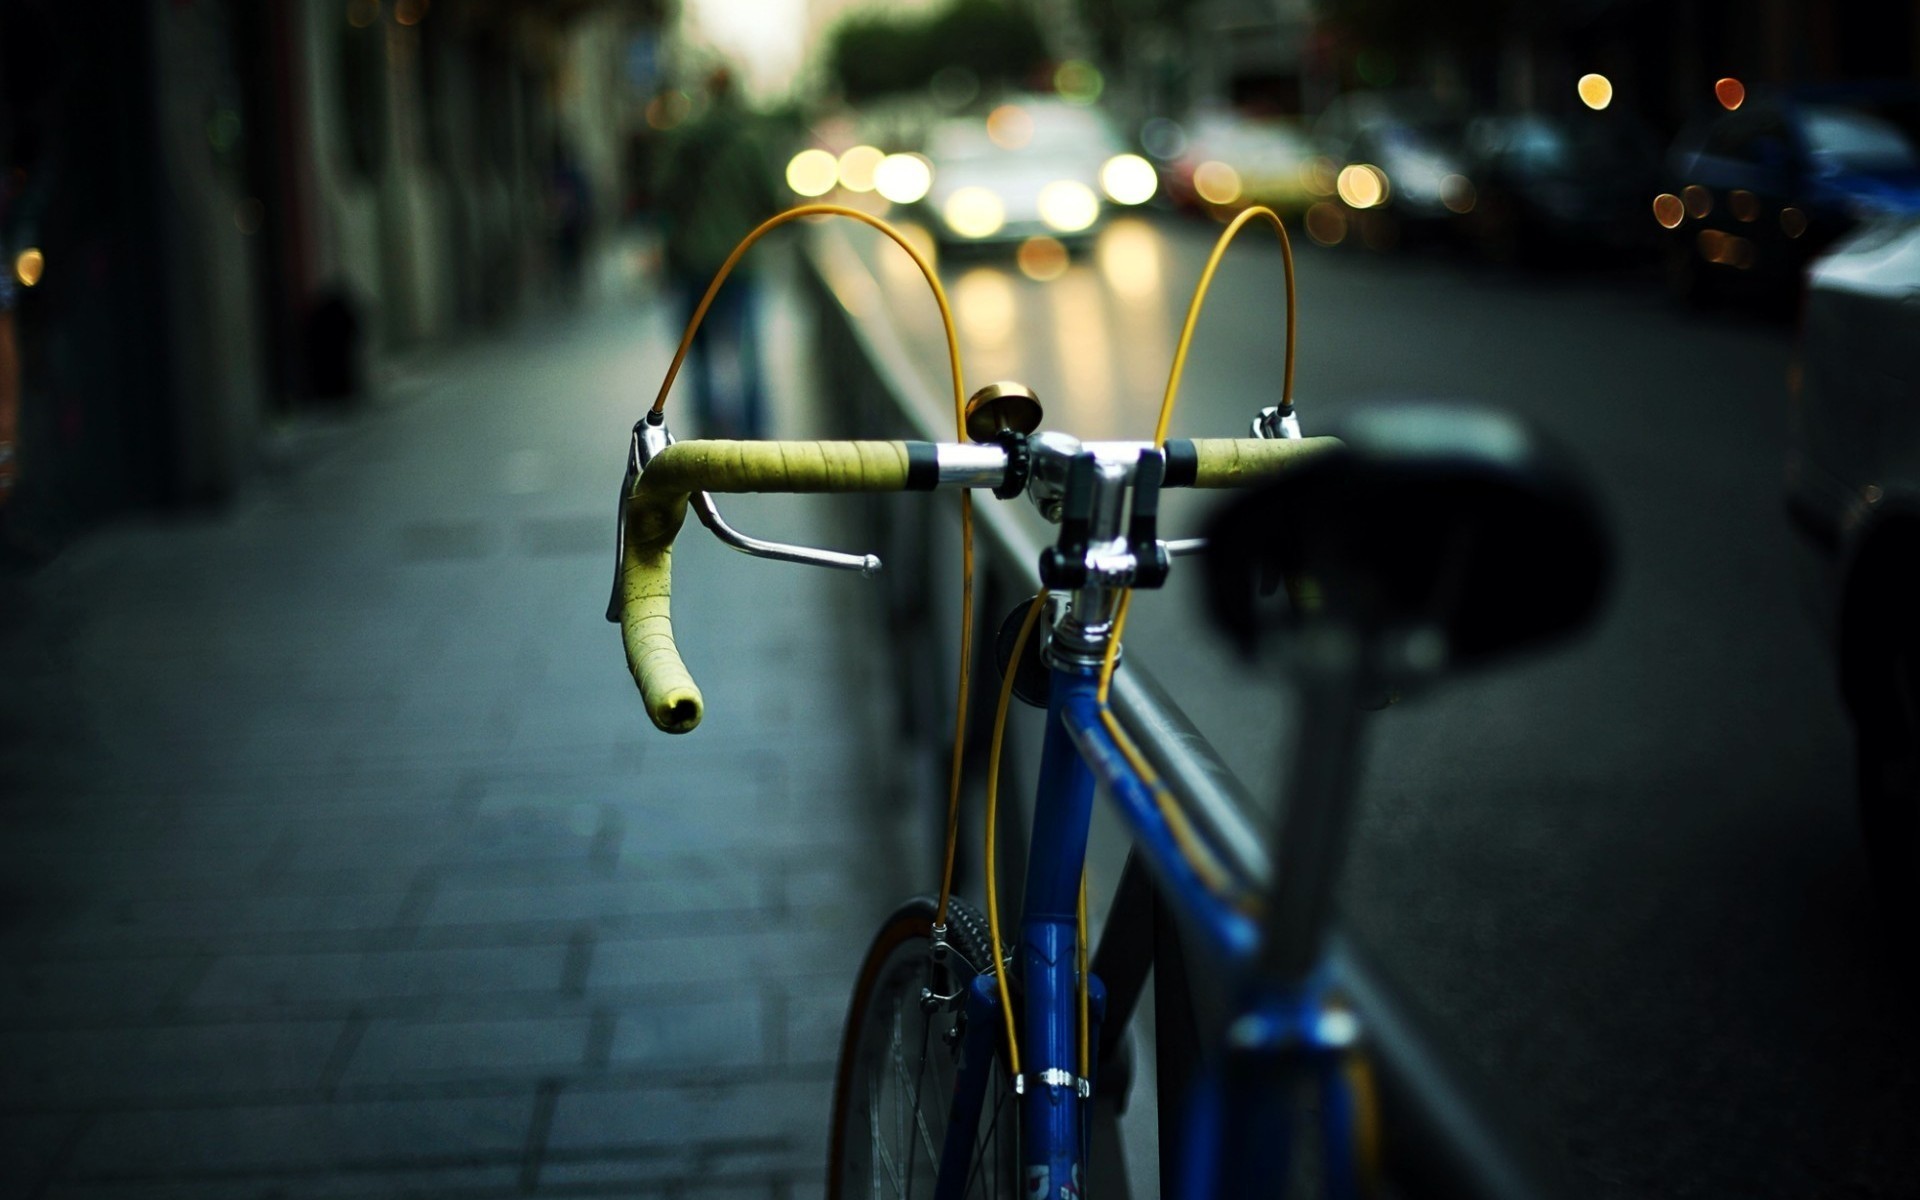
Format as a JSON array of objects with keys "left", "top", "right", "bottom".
[
  {"left": 1039, "top": 180, "right": 1100, "bottom": 232},
  {"left": 944, "top": 187, "right": 1006, "bottom": 238},
  {"left": 1100, "top": 154, "right": 1157, "bottom": 205}
]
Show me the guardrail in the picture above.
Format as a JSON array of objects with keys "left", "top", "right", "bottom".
[{"left": 797, "top": 222, "right": 1569, "bottom": 1200}]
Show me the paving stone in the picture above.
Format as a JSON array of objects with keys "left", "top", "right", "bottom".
[
  {"left": 187, "top": 945, "right": 569, "bottom": 1011},
  {"left": 0, "top": 1113, "right": 83, "bottom": 1198},
  {"left": 586, "top": 928, "right": 863, "bottom": 993},
  {"left": 0, "top": 277, "right": 910, "bottom": 1192},
  {"left": 63, "top": 1095, "right": 534, "bottom": 1178},
  {"left": 606, "top": 994, "right": 767, "bottom": 1069},
  {"left": 342, "top": 1015, "right": 593, "bottom": 1083},
  {"left": 0, "top": 958, "right": 199, "bottom": 1025},
  {"left": 543, "top": 1077, "right": 826, "bottom": 1154},
  {"left": 39, "top": 1166, "right": 524, "bottom": 1200},
  {"left": 783, "top": 985, "right": 853, "bottom": 1071},
  {"left": 0, "top": 1020, "right": 344, "bottom": 1106},
  {"left": 43, "top": 892, "right": 409, "bottom": 951},
  {"left": 423, "top": 874, "right": 763, "bottom": 928}
]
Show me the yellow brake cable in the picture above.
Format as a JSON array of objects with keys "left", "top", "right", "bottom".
[
  {"left": 1096, "top": 204, "right": 1299, "bottom": 899},
  {"left": 650, "top": 203, "right": 980, "bottom": 943},
  {"left": 978, "top": 205, "right": 1301, "bottom": 1090}
]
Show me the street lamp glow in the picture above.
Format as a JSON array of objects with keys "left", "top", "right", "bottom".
[
  {"left": 1336, "top": 164, "right": 1388, "bottom": 209},
  {"left": 785, "top": 148, "right": 838, "bottom": 197},
  {"left": 837, "top": 145, "right": 884, "bottom": 193},
  {"left": 873, "top": 154, "right": 933, "bottom": 205},
  {"left": 1577, "top": 73, "right": 1614, "bottom": 110}
]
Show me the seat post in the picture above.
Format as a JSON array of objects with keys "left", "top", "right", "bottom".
[{"left": 1256, "top": 622, "right": 1372, "bottom": 987}]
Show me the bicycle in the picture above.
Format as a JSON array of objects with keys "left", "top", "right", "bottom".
[{"left": 609, "top": 203, "right": 1610, "bottom": 1199}]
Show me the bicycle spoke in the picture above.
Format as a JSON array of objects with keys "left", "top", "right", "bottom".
[
  {"left": 963, "top": 1079, "right": 1012, "bottom": 1199},
  {"left": 897, "top": 1020, "right": 945, "bottom": 1175}
]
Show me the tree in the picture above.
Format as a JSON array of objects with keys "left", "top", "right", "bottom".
[{"left": 825, "top": 0, "right": 1049, "bottom": 103}]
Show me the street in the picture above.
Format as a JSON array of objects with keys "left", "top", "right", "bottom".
[{"left": 840, "top": 213, "right": 1918, "bottom": 1198}]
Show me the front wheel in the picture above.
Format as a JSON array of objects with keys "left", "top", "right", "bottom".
[{"left": 827, "top": 896, "right": 1019, "bottom": 1198}]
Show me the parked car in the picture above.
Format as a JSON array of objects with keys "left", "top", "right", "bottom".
[
  {"left": 1458, "top": 111, "right": 1662, "bottom": 265},
  {"left": 1658, "top": 83, "right": 1920, "bottom": 306},
  {"left": 1314, "top": 91, "right": 1472, "bottom": 248},
  {"left": 919, "top": 99, "right": 1151, "bottom": 250},
  {"left": 1165, "top": 110, "right": 1318, "bottom": 217},
  {"left": 1786, "top": 214, "right": 1920, "bottom": 914}
]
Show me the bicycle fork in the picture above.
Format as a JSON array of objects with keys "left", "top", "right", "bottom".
[
  {"left": 934, "top": 667, "right": 1108, "bottom": 1200},
  {"left": 1017, "top": 669, "right": 1107, "bottom": 1200}
]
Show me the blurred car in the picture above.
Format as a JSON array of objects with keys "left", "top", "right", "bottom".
[
  {"left": 919, "top": 99, "right": 1154, "bottom": 249},
  {"left": 1657, "top": 83, "right": 1920, "bottom": 306},
  {"left": 1457, "top": 111, "right": 1662, "bottom": 265},
  {"left": 1314, "top": 91, "right": 1472, "bottom": 247},
  {"left": 1785, "top": 214, "right": 1920, "bottom": 913},
  {"left": 1165, "top": 110, "right": 1318, "bottom": 216}
]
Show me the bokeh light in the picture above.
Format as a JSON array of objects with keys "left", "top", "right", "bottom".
[
  {"left": 786, "top": 149, "right": 838, "bottom": 198},
  {"left": 1053, "top": 60, "right": 1103, "bottom": 106},
  {"left": 646, "top": 91, "right": 689, "bottom": 131},
  {"left": 987, "top": 105, "right": 1033, "bottom": 151},
  {"left": 1305, "top": 157, "right": 1338, "bottom": 197},
  {"left": 1577, "top": 73, "right": 1613, "bottom": 110},
  {"left": 13, "top": 248, "right": 45, "bottom": 288},
  {"left": 837, "top": 145, "right": 884, "bottom": 193},
  {"left": 1729, "top": 189, "right": 1760, "bottom": 222},
  {"left": 944, "top": 187, "right": 1005, "bottom": 239},
  {"left": 1780, "top": 206, "right": 1808, "bottom": 238},
  {"left": 1715, "top": 78, "right": 1745, "bottom": 111},
  {"left": 1017, "top": 236, "right": 1070, "bottom": 281},
  {"left": 1682, "top": 185, "right": 1713, "bottom": 218},
  {"left": 1193, "top": 161, "right": 1242, "bottom": 206},
  {"left": 1140, "top": 118, "right": 1185, "bottom": 160},
  {"left": 1304, "top": 202, "right": 1348, "bottom": 246},
  {"left": 1038, "top": 181, "right": 1099, "bottom": 233},
  {"left": 394, "top": 0, "right": 428, "bottom": 25},
  {"left": 955, "top": 268, "right": 1016, "bottom": 346},
  {"left": 1696, "top": 229, "right": 1756, "bottom": 268},
  {"left": 1440, "top": 174, "right": 1476, "bottom": 214},
  {"left": 1336, "top": 164, "right": 1388, "bottom": 209},
  {"left": 877, "top": 221, "right": 938, "bottom": 288},
  {"left": 873, "top": 154, "right": 933, "bottom": 204},
  {"left": 1652, "top": 193, "right": 1685, "bottom": 229},
  {"left": 1100, "top": 155, "right": 1157, "bottom": 205},
  {"left": 1096, "top": 219, "right": 1160, "bottom": 298}
]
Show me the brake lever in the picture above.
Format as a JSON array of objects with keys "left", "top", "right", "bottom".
[
  {"left": 690, "top": 490, "right": 881, "bottom": 575},
  {"left": 607, "top": 418, "right": 883, "bottom": 626}
]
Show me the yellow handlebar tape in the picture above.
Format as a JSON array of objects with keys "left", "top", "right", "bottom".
[
  {"left": 620, "top": 440, "right": 914, "bottom": 733},
  {"left": 1164, "top": 436, "right": 1342, "bottom": 488},
  {"left": 617, "top": 435, "right": 1337, "bottom": 734}
]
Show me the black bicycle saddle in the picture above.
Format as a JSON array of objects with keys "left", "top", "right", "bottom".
[{"left": 1201, "top": 403, "right": 1612, "bottom": 677}]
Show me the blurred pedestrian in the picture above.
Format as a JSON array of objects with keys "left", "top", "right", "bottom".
[
  {"left": 654, "top": 65, "right": 779, "bottom": 439},
  {"left": 550, "top": 139, "right": 592, "bottom": 301}
]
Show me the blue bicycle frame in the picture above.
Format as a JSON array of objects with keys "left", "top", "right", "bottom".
[{"left": 932, "top": 655, "right": 1371, "bottom": 1200}]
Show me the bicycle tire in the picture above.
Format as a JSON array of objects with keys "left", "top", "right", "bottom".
[{"left": 826, "top": 895, "right": 1019, "bottom": 1199}]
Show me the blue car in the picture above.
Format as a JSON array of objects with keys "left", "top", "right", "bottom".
[{"left": 1657, "top": 83, "right": 1920, "bottom": 306}]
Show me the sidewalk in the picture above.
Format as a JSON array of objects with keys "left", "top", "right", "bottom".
[{"left": 0, "top": 266, "right": 918, "bottom": 1198}]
